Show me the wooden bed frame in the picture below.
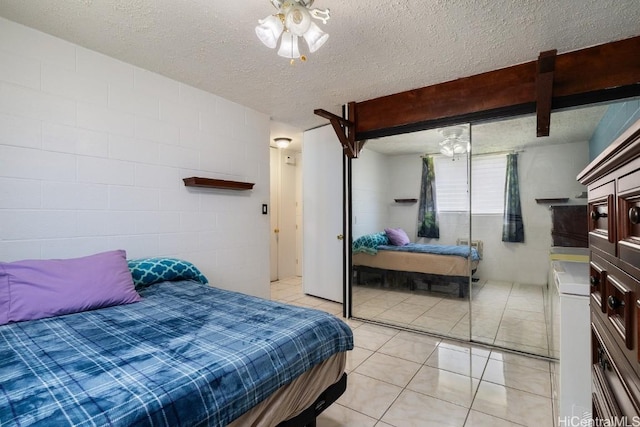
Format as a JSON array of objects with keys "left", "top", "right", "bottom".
[
  {"left": 277, "top": 373, "right": 347, "bottom": 427},
  {"left": 352, "top": 249, "right": 479, "bottom": 298},
  {"left": 354, "top": 265, "right": 474, "bottom": 298}
]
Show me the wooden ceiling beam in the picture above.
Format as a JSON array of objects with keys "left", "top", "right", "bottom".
[
  {"left": 349, "top": 35, "right": 640, "bottom": 141},
  {"left": 536, "top": 49, "right": 557, "bottom": 137}
]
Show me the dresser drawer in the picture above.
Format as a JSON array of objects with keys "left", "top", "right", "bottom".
[
  {"left": 605, "top": 273, "right": 634, "bottom": 351},
  {"left": 598, "top": 265, "right": 640, "bottom": 372},
  {"left": 589, "top": 180, "right": 616, "bottom": 258},
  {"left": 591, "top": 321, "right": 640, "bottom": 420},
  {"left": 618, "top": 167, "right": 640, "bottom": 278}
]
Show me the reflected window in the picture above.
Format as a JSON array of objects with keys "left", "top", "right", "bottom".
[
  {"left": 433, "top": 156, "right": 468, "bottom": 212},
  {"left": 434, "top": 155, "right": 506, "bottom": 214}
]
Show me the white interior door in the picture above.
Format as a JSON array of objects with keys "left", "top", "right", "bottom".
[
  {"left": 269, "top": 148, "right": 279, "bottom": 282},
  {"left": 303, "top": 125, "right": 344, "bottom": 302}
]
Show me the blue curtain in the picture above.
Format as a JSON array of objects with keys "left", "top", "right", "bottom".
[
  {"left": 502, "top": 153, "right": 524, "bottom": 242},
  {"left": 417, "top": 156, "right": 440, "bottom": 239}
]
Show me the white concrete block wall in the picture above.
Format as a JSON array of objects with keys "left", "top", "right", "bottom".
[
  {"left": 388, "top": 154, "right": 423, "bottom": 240},
  {"left": 351, "top": 148, "right": 392, "bottom": 238},
  {"left": 0, "top": 18, "right": 271, "bottom": 298}
]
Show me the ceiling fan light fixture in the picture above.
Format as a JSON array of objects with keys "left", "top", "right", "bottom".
[
  {"left": 438, "top": 127, "right": 469, "bottom": 157},
  {"left": 256, "top": 0, "right": 330, "bottom": 62},
  {"left": 255, "top": 15, "right": 284, "bottom": 49},
  {"left": 274, "top": 137, "right": 292, "bottom": 149}
]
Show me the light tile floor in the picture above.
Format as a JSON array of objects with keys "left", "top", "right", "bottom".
[
  {"left": 351, "top": 276, "right": 554, "bottom": 358},
  {"left": 271, "top": 277, "right": 559, "bottom": 427}
]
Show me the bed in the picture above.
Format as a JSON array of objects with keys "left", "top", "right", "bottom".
[
  {"left": 352, "top": 232, "right": 480, "bottom": 297},
  {"left": 0, "top": 252, "right": 353, "bottom": 427}
]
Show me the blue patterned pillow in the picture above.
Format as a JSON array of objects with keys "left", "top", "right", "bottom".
[
  {"left": 352, "top": 232, "right": 390, "bottom": 255},
  {"left": 128, "top": 258, "right": 208, "bottom": 288}
]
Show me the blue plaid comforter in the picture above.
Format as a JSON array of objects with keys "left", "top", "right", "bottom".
[
  {"left": 377, "top": 243, "right": 481, "bottom": 261},
  {"left": 0, "top": 280, "right": 353, "bottom": 427}
]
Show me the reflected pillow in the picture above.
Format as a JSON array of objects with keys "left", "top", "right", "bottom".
[
  {"left": 128, "top": 258, "right": 208, "bottom": 288},
  {"left": 352, "top": 232, "right": 390, "bottom": 255},
  {"left": 0, "top": 250, "right": 141, "bottom": 325},
  {"left": 385, "top": 228, "right": 411, "bottom": 246}
]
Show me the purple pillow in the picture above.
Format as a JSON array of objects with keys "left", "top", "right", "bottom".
[
  {"left": 385, "top": 228, "right": 411, "bottom": 246},
  {"left": 0, "top": 250, "right": 141, "bottom": 325}
]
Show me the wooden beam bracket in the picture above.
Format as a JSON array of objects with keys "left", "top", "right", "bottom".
[
  {"left": 536, "top": 49, "right": 557, "bottom": 137},
  {"left": 314, "top": 105, "right": 364, "bottom": 158}
]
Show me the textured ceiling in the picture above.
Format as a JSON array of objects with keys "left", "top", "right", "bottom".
[
  {"left": 366, "top": 103, "right": 611, "bottom": 156},
  {"left": 0, "top": 0, "right": 638, "bottom": 148}
]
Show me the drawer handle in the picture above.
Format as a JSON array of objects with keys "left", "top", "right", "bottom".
[
  {"left": 607, "top": 295, "right": 623, "bottom": 311},
  {"left": 598, "top": 348, "right": 610, "bottom": 371},
  {"left": 591, "top": 210, "right": 607, "bottom": 221},
  {"left": 630, "top": 206, "right": 640, "bottom": 225},
  {"left": 590, "top": 275, "right": 599, "bottom": 286}
]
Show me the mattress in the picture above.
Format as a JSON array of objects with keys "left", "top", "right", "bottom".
[
  {"left": 353, "top": 250, "right": 478, "bottom": 277},
  {"left": 229, "top": 352, "right": 346, "bottom": 426},
  {"left": 0, "top": 280, "right": 353, "bottom": 426}
]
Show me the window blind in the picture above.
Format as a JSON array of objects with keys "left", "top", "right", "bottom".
[{"left": 434, "top": 154, "right": 507, "bottom": 214}]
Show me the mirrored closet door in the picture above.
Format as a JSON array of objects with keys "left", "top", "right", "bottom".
[
  {"left": 469, "top": 100, "right": 639, "bottom": 358},
  {"left": 350, "top": 124, "right": 472, "bottom": 341},
  {"left": 467, "top": 113, "right": 567, "bottom": 358},
  {"left": 348, "top": 97, "right": 640, "bottom": 359}
]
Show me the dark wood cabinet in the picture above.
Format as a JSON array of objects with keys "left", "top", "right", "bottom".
[
  {"left": 578, "top": 118, "right": 640, "bottom": 422},
  {"left": 550, "top": 205, "right": 588, "bottom": 247}
]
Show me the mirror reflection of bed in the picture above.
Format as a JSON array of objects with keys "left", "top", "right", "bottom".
[
  {"left": 352, "top": 236, "right": 480, "bottom": 298},
  {"left": 349, "top": 102, "right": 620, "bottom": 357}
]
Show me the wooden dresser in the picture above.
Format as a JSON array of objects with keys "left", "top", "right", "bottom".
[{"left": 578, "top": 118, "right": 640, "bottom": 421}]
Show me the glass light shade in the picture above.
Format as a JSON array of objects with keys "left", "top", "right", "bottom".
[
  {"left": 303, "top": 22, "right": 329, "bottom": 53},
  {"left": 277, "top": 32, "right": 301, "bottom": 58},
  {"left": 439, "top": 138, "right": 467, "bottom": 156},
  {"left": 453, "top": 141, "right": 466, "bottom": 154},
  {"left": 285, "top": 5, "right": 312, "bottom": 37},
  {"left": 255, "top": 15, "right": 284, "bottom": 49},
  {"left": 440, "top": 144, "right": 454, "bottom": 157},
  {"left": 274, "top": 137, "right": 291, "bottom": 148}
]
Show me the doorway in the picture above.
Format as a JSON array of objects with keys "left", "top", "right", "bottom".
[{"left": 269, "top": 147, "right": 302, "bottom": 282}]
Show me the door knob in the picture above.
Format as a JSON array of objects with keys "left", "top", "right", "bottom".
[
  {"left": 337, "top": 234, "right": 344, "bottom": 240},
  {"left": 274, "top": 228, "right": 280, "bottom": 233}
]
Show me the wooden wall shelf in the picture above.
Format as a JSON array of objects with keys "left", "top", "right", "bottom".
[
  {"left": 535, "top": 198, "right": 569, "bottom": 204},
  {"left": 183, "top": 177, "right": 255, "bottom": 190},
  {"left": 394, "top": 198, "right": 418, "bottom": 203}
]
